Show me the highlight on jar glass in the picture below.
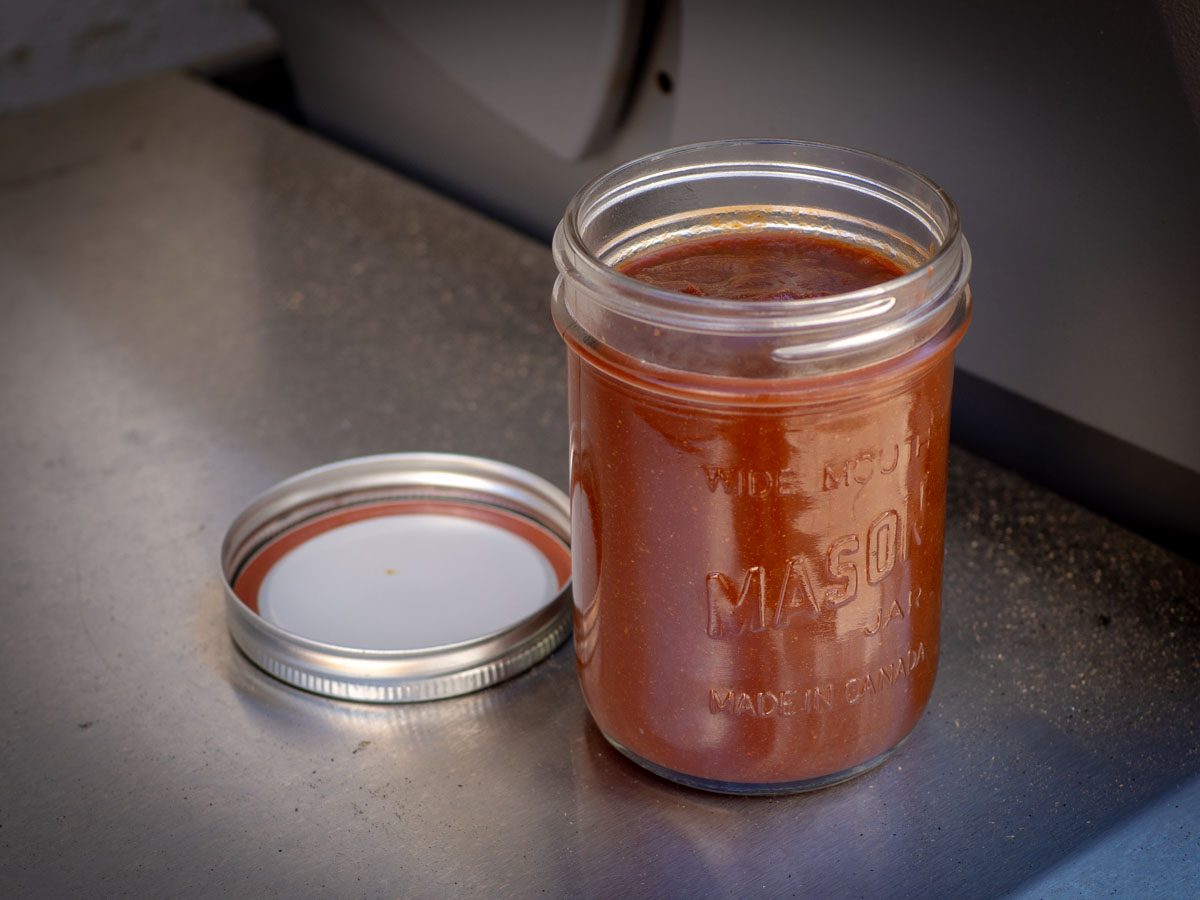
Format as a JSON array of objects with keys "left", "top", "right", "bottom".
[{"left": 551, "top": 140, "right": 972, "bottom": 795}]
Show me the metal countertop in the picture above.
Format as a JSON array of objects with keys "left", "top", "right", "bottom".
[{"left": 1, "top": 75, "right": 1197, "bottom": 898}]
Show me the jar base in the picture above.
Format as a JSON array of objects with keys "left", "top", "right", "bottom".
[{"left": 603, "top": 735, "right": 903, "bottom": 796}]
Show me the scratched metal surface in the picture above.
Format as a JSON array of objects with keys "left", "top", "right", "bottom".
[{"left": 1, "top": 75, "right": 1197, "bottom": 898}]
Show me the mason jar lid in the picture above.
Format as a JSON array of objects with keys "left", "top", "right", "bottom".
[{"left": 220, "top": 453, "right": 572, "bottom": 703}]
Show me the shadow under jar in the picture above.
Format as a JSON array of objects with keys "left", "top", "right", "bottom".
[{"left": 552, "top": 140, "right": 972, "bottom": 794}]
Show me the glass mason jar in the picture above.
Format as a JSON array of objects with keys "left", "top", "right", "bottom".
[{"left": 551, "top": 140, "right": 971, "bottom": 794}]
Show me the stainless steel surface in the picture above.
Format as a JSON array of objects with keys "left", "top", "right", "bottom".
[
  {"left": 2, "top": 75, "right": 1198, "bottom": 897},
  {"left": 221, "top": 453, "right": 571, "bottom": 702}
]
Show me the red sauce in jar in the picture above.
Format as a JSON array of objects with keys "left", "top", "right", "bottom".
[
  {"left": 619, "top": 232, "right": 905, "bottom": 300},
  {"left": 565, "top": 231, "right": 957, "bottom": 790}
]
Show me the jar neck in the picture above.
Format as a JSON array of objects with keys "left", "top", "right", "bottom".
[{"left": 552, "top": 140, "right": 972, "bottom": 380}]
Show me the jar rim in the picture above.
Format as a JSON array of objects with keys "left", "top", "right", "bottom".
[{"left": 553, "top": 139, "right": 970, "bottom": 361}]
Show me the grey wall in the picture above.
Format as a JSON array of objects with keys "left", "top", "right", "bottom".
[{"left": 670, "top": 1, "right": 1200, "bottom": 481}]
